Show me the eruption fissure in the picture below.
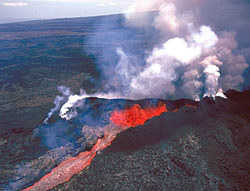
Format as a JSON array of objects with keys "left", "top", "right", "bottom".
[
  {"left": 110, "top": 102, "right": 167, "bottom": 127},
  {"left": 23, "top": 0, "right": 249, "bottom": 190},
  {"left": 23, "top": 102, "right": 198, "bottom": 191},
  {"left": 23, "top": 102, "right": 169, "bottom": 191}
]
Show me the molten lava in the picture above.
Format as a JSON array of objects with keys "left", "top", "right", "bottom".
[
  {"left": 23, "top": 124, "right": 119, "bottom": 191},
  {"left": 110, "top": 102, "right": 167, "bottom": 127},
  {"left": 24, "top": 102, "right": 191, "bottom": 191}
]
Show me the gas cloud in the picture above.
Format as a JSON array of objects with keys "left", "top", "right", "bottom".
[{"left": 49, "top": 0, "right": 250, "bottom": 121}]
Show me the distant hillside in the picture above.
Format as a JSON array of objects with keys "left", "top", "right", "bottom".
[
  {"left": 0, "top": 13, "right": 249, "bottom": 191},
  {"left": 0, "top": 13, "right": 157, "bottom": 139},
  {"left": 0, "top": 18, "right": 40, "bottom": 24}
]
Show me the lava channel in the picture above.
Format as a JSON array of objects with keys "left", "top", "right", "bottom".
[
  {"left": 110, "top": 102, "right": 167, "bottom": 127},
  {"left": 22, "top": 102, "right": 168, "bottom": 191}
]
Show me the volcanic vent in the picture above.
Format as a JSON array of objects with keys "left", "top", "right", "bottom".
[
  {"left": 51, "top": 90, "right": 250, "bottom": 191},
  {"left": 21, "top": 98, "right": 198, "bottom": 191}
]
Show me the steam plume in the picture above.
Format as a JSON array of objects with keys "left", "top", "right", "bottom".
[
  {"left": 122, "top": 0, "right": 248, "bottom": 100},
  {"left": 45, "top": 0, "right": 249, "bottom": 120},
  {"left": 59, "top": 89, "right": 87, "bottom": 120},
  {"left": 43, "top": 86, "right": 71, "bottom": 123}
]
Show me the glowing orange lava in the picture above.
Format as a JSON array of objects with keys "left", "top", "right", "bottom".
[
  {"left": 22, "top": 102, "right": 168, "bottom": 191},
  {"left": 23, "top": 124, "right": 120, "bottom": 191},
  {"left": 110, "top": 102, "right": 167, "bottom": 127}
]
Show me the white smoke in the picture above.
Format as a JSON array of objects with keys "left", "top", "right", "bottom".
[
  {"left": 154, "top": 3, "right": 179, "bottom": 32},
  {"left": 59, "top": 89, "right": 125, "bottom": 121},
  {"left": 121, "top": 0, "right": 248, "bottom": 100},
  {"left": 215, "top": 32, "right": 248, "bottom": 90},
  {"left": 182, "top": 68, "right": 203, "bottom": 101},
  {"left": 125, "top": 0, "right": 164, "bottom": 27},
  {"left": 46, "top": 0, "right": 249, "bottom": 121},
  {"left": 43, "top": 86, "right": 72, "bottom": 123},
  {"left": 204, "top": 65, "right": 220, "bottom": 97},
  {"left": 200, "top": 56, "right": 222, "bottom": 98},
  {"left": 125, "top": 25, "right": 219, "bottom": 99},
  {"left": 216, "top": 88, "right": 227, "bottom": 99},
  {"left": 59, "top": 90, "right": 88, "bottom": 120},
  {"left": 44, "top": 87, "right": 124, "bottom": 121},
  {"left": 114, "top": 47, "right": 137, "bottom": 93}
]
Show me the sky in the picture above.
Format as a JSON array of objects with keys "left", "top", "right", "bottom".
[{"left": 0, "top": 0, "right": 132, "bottom": 20}]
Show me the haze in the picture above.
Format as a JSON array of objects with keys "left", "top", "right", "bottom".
[{"left": 0, "top": 0, "right": 132, "bottom": 23}]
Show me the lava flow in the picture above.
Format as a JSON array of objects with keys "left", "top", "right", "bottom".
[
  {"left": 22, "top": 102, "right": 168, "bottom": 191},
  {"left": 23, "top": 124, "right": 120, "bottom": 191},
  {"left": 110, "top": 102, "right": 167, "bottom": 127}
]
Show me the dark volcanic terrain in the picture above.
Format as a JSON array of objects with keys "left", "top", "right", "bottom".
[
  {"left": 0, "top": 16, "right": 157, "bottom": 189},
  {"left": 0, "top": 14, "right": 157, "bottom": 138},
  {"left": 0, "top": 14, "right": 250, "bottom": 191},
  {"left": 52, "top": 90, "right": 250, "bottom": 191}
]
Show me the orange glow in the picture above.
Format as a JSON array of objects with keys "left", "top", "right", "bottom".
[
  {"left": 23, "top": 103, "right": 168, "bottom": 191},
  {"left": 110, "top": 102, "right": 167, "bottom": 127},
  {"left": 23, "top": 101, "right": 197, "bottom": 191},
  {"left": 23, "top": 125, "right": 119, "bottom": 191}
]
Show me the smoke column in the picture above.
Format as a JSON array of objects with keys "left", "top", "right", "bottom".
[
  {"left": 45, "top": 0, "right": 249, "bottom": 121},
  {"left": 123, "top": 0, "right": 248, "bottom": 100},
  {"left": 43, "top": 86, "right": 71, "bottom": 123}
]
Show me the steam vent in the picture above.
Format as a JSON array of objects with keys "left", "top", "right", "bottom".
[{"left": 1, "top": 1, "right": 250, "bottom": 191}]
